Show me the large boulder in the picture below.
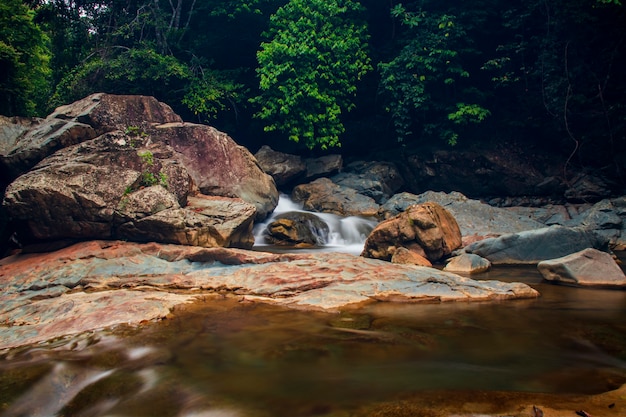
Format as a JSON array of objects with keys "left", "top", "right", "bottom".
[
  {"left": 379, "top": 191, "right": 544, "bottom": 244},
  {"left": 49, "top": 92, "right": 182, "bottom": 135},
  {"left": 0, "top": 93, "right": 180, "bottom": 179},
  {"left": 2, "top": 131, "right": 256, "bottom": 248},
  {"left": 117, "top": 195, "right": 256, "bottom": 249},
  {"left": 464, "top": 225, "right": 610, "bottom": 265},
  {"left": 254, "top": 145, "right": 306, "bottom": 188},
  {"left": 331, "top": 160, "right": 404, "bottom": 203},
  {"left": 292, "top": 178, "right": 379, "bottom": 217},
  {"left": 263, "top": 211, "right": 330, "bottom": 247},
  {"left": 0, "top": 115, "right": 97, "bottom": 179},
  {"left": 537, "top": 248, "right": 626, "bottom": 287},
  {"left": 361, "top": 202, "right": 462, "bottom": 262},
  {"left": 304, "top": 154, "right": 343, "bottom": 180},
  {"left": 154, "top": 123, "right": 278, "bottom": 219}
]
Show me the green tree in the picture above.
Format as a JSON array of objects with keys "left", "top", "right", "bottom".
[
  {"left": 379, "top": 3, "right": 490, "bottom": 145},
  {"left": 0, "top": 0, "right": 51, "bottom": 116},
  {"left": 253, "top": 0, "right": 372, "bottom": 149}
]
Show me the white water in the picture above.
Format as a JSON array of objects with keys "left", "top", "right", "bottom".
[{"left": 253, "top": 194, "right": 378, "bottom": 255}]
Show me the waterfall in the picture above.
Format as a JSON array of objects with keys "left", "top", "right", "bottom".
[{"left": 253, "top": 194, "right": 378, "bottom": 255}]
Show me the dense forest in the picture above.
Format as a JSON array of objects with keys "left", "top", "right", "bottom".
[{"left": 2, "top": 0, "right": 625, "bottom": 178}]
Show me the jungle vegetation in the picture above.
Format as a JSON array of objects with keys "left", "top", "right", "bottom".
[{"left": 1, "top": 0, "right": 625, "bottom": 175}]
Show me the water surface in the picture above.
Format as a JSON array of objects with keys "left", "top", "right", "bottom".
[{"left": 1, "top": 256, "right": 625, "bottom": 417}]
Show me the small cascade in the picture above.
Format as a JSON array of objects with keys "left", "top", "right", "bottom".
[{"left": 253, "top": 194, "right": 378, "bottom": 254}]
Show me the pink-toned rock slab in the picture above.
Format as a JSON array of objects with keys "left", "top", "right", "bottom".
[{"left": 0, "top": 240, "right": 539, "bottom": 349}]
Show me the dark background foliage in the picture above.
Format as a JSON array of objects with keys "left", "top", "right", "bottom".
[{"left": 2, "top": 0, "right": 625, "bottom": 181}]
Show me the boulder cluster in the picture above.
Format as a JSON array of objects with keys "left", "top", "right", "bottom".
[
  {"left": 0, "top": 94, "right": 624, "bottom": 351},
  {"left": 1, "top": 93, "right": 278, "bottom": 250},
  {"left": 254, "top": 138, "right": 626, "bottom": 288}
]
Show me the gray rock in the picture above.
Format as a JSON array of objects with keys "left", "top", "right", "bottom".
[
  {"left": 332, "top": 161, "right": 404, "bottom": 203},
  {"left": 464, "top": 225, "right": 610, "bottom": 264},
  {"left": 0, "top": 116, "right": 97, "bottom": 179},
  {"left": 379, "top": 191, "right": 545, "bottom": 243},
  {"left": 292, "top": 178, "right": 379, "bottom": 217},
  {"left": 567, "top": 199, "right": 623, "bottom": 230},
  {"left": 254, "top": 145, "right": 306, "bottom": 187},
  {"left": 538, "top": 248, "right": 626, "bottom": 287},
  {"left": 304, "top": 154, "right": 343, "bottom": 180},
  {"left": 444, "top": 253, "right": 491, "bottom": 274}
]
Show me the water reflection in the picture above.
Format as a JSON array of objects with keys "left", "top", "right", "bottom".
[{"left": 1, "top": 260, "right": 626, "bottom": 416}]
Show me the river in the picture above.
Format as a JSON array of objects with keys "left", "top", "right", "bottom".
[{"left": 0, "top": 203, "right": 625, "bottom": 416}]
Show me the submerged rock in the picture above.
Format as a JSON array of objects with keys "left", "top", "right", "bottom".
[{"left": 0, "top": 240, "right": 539, "bottom": 350}]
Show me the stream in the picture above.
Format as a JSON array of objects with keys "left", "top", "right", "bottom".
[{"left": 1, "top": 199, "right": 625, "bottom": 417}]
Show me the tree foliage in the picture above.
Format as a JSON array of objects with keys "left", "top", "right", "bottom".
[
  {"left": 1, "top": 0, "right": 625, "bottom": 167},
  {"left": 379, "top": 3, "right": 490, "bottom": 145},
  {"left": 0, "top": 0, "right": 51, "bottom": 116},
  {"left": 253, "top": 0, "right": 372, "bottom": 149}
]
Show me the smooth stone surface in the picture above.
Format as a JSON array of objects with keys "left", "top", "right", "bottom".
[
  {"left": 444, "top": 253, "right": 491, "bottom": 274},
  {"left": 464, "top": 225, "right": 609, "bottom": 264},
  {"left": 538, "top": 248, "right": 626, "bottom": 287},
  {"left": 0, "top": 240, "right": 539, "bottom": 350}
]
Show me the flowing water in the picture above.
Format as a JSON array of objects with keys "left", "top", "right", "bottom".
[
  {"left": 253, "top": 194, "right": 378, "bottom": 255},
  {"left": 1, "top": 200, "right": 626, "bottom": 416}
]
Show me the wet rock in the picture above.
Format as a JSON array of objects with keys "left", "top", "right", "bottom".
[
  {"left": 538, "top": 248, "right": 626, "bottom": 287},
  {"left": 292, "top": 178, "right": 379, "bottom": 217},
  {"left": 254, "top": 145, "right": 306, "bottom": 187},
  {"left": 331, "top": 160, "right": 404, "bottom": 203},
  {"left": 154, "top": 122, "right": 278, "bottom": 219},
  {"left": 362, "top": 202, "right": 462, "bottom": 262},
  {"left": 0, "top": 240, "right": 539, "bottom": 349},
  {"left": 263, "top": 211, "right": 330, "bottom": 247},
  {"left": 465, "top": 225, "right": 610, "bottom": 265},
  {"left": 444, "top": 253, "right": 491, "bottom": 274}
]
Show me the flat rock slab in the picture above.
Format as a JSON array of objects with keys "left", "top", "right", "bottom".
[{"left": 0, "top": 241, "right": 539, "bottom": 350}]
